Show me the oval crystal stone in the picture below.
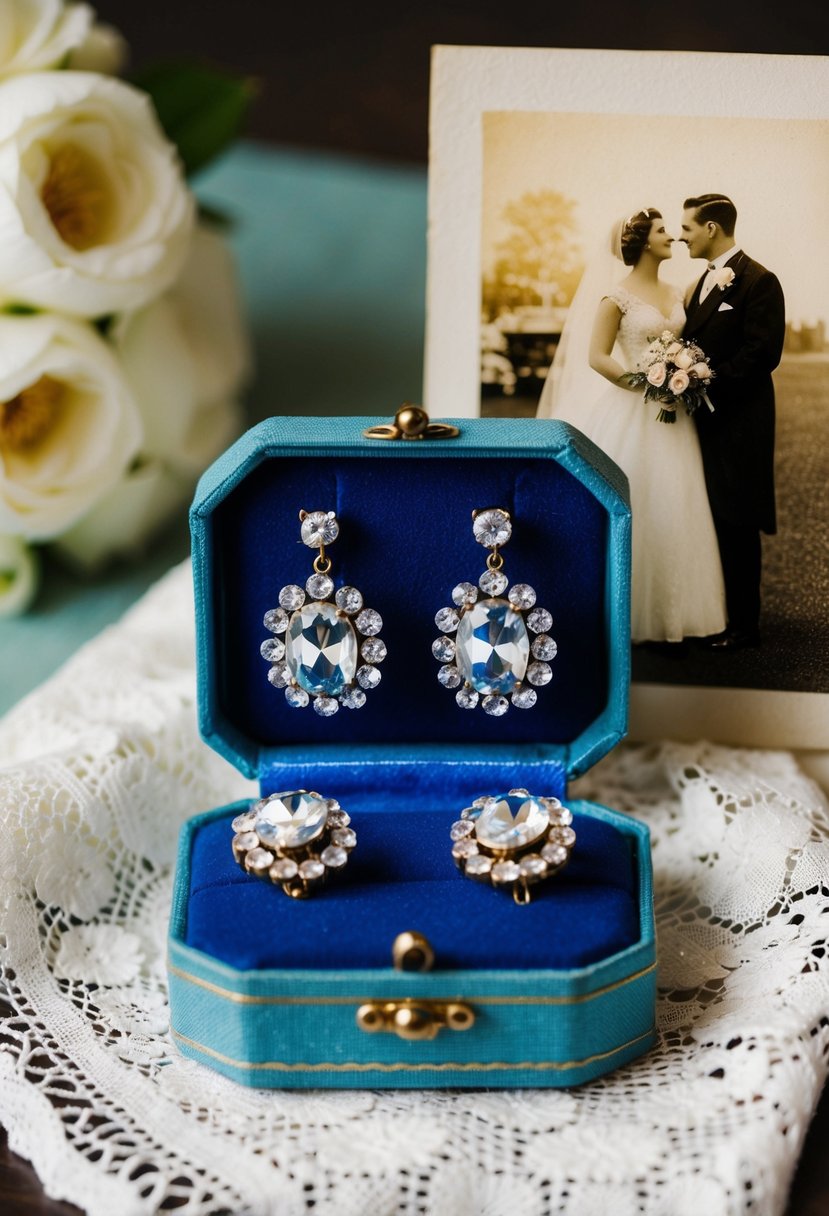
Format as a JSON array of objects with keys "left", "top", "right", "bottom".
[
  {"left": 456, "top": 598, "right": 529, "bottom": 694},
  {"left": 285, "top": 601, "right": 357, "bottom": 695},
  {"left": 253, "top": 790, "right": 330, "bottom": 848},
  {"left": 474, "top": 792, "right": 550, "bottom": 851}
]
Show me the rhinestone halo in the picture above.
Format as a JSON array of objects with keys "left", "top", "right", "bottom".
[
  {"left": 261, "top": 510, "right": 385, "bottom": 714},
  {"left": 451, "top": 789, "right": 576, "bottom": 904},
  {"left": 231, "top": 789, "right": 357, "bottom": 897},
  {"left": 433, "top": 507, "right": 557, "bottom": 714}
]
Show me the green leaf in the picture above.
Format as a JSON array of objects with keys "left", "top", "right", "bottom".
[
  {"left": 131, "top": 61, "right": 256, "bottom": 177},
  {"left": 2, "top": 303, "right": 39, "bottom": 315}
]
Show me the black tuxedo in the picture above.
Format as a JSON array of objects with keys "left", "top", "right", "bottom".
[{"left": 683, "top": 250, "right": 785, "bottom": 633}]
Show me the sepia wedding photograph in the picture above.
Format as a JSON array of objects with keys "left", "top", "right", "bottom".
[{"left": 427, "top": 48, "right": 829, "bottom": 744}]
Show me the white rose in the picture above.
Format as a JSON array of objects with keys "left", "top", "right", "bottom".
[
  {"left": 55, "top": 225, "right": 249, "bottom": 569},
  {"left": 67, "top": 21, "right": 128, "bottom": 75},
  {"left": 0, "top": 533, "right": 39, "bottom": 615},
  {"left": 0, "top": 0, "right": 92, "bottom": 77},
  {"left": 0, "top": 313, "right": 141, "bottom": 539},
  {"left": 0, "top": 71, "right": 194, "bottom": 316}
]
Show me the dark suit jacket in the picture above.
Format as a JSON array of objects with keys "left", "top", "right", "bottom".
[{"left": 683, "top": 250, "right": 785, "bottom": 534}]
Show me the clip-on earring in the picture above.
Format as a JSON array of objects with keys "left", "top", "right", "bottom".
[
  {"left": 432, "top": 508, "right": 557, "bottom": 715},
  {"left": 261, "top": 510, "right": 385, "bottom": 717}
]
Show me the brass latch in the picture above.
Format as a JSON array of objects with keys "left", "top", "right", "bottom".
[
  {"left": 356, "top": 930, "right": 475, "bottom": 1040},
  {"left": 356, "top": 1000, "right": 475, "bottom": 1040},
  {"left": 363, "top": 404, "right": 460, "bottom": 441}
]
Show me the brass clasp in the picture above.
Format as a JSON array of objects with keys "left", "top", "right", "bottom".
[
  {"left": 356, "top": 1000, "right": 475, "bottom": 1040},
  {"left": 356, "top": 931, "right": 475, "bottom": 1039},
  {"left": 363, "top": 404, "right": 460, "bottom": 441}
]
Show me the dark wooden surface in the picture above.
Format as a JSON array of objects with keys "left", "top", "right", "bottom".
[{"left": 2, "top": 1, "right": 829, "bottom": 1211}]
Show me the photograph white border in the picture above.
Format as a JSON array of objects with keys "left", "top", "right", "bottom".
[{"left": 424, "top": 46, "right": 829, "bottom": 750}]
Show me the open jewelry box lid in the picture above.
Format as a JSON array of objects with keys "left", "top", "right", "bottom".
[{"left": 190, "top": 415, "right": 631, "bottom": 787}]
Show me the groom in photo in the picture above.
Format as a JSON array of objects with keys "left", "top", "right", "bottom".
[{"left": 681, "top": 194, "right": 786, "bottom": 651}]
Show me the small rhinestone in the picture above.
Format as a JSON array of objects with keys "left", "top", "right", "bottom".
[
  {"left": 341, "top": 686, "right": 367, "bottom": 709},
  {"left": 328, "top": 810, "right": 351, "bottom": 827},
  {"left": 541, "top": 843, "right": 568, "bottom": 867},
  {"left": 336, "top": 586, "right": 363, "bottom": 614},
  {"left": 549, "top": 826, "right": 576, "bottom": 847},
  {"left": 456, "top": 686, "right": 479, "bottom": 709},
  {"left": 450, "top": 820, "right": 475, "bottom": 840},
  {"left": 511, "top": 686, "right": 537, "bottom": 709},
  {"left": 314, "top": 696, "right": 339, "bottom": 717},
  {"left": 527, "top": 607, "right": 553, "bottom": 634},
  {"left": 264, "top": 607, "right": 288, "bottom": 633},
  {"left": 268, "top": 662, "right": 291, "bottom": 688},
  {"left": 332, "top": 827, "right": 356, "bottom": 848},
  {"left": 526, "top": 661, "right": 552, "bottom": 687},
  {"left": 357, "top": 665, "right": 381, "bottom": 689},
  {"left": 508, "top": 583, "right": 536, "bottom": 610},
  {"left": 483, "top": 694, "right": 509, "bottom": 716},
  {"left": 285, "top": 686, "right": 310, "bottom": 708},
  {"left": 361, "top": 637, "right": 387, "bottom": 664},
  {"left": 270, "top": 857, "right": 298, "bottom": 881},
  {"left": 452, "top": 838, "right": 479, "bottom": 860},
  {"left": 532, "top": 635, "right": 558, "bottom": 661},
  {"left": 491, "top": 859, "right": 521, "bottom": 884},
  {"left": 549, "top": 806, "right": 573, "bottom": 826},
  {"left": 432, "top": 636, "right": 455, "bottom": 662},
  {"left": 306, "top": 573, "right": 334, "bottom": 600},
  {"left": 519, "top": 854, "right": 547, "bottom": 879},
  {"left": 478, "top": 568, "right": 508, "bottom": 596},
  {"left": 508, "top": 788, "right": 529, "bottom": 796},
  {"left": 232, "top": 811, "right": 257, "bottom": 833},
  {"left": 459, "top": 806, "right": 481, "bottom": 821},
  {"left": 299, "top": 859, "right": 325, "bottom": 881},
  {"left": 465, "top": 854, "right": 493, "bottom": 877},
  {"left": 321, "top": 845, "right": 348, "bottom": 868},
  {"left": 472, "top": 796, "right": 494, "bottom": 809},
  {"left": 300, "top": 511, "right": 339, "bottom": 548},
  {"left": 473, "top": 508, "right": 512, "bottom": 548},
  {"left": 452, "top": 582, "right": 478, "bottom": 607},
  {"left": 279, "top": 584, "right": 305, "bottom": 610},
  {"left": 435, "top": 606, "right": 460, "bottom": 633},
  {"left": 541, "top": 796, "right": 563, "bottom": 811},
  {"left": 438, "top": 664, "right": 462, "bottom": 688},
  {"left": 233, "top": 831, "right": 258, "bottom": 853},
  {"left": 260, "top": 636, "right": 285, "bottom": 662},
  {"left": 356, "top": 608, "right": 383, "bottom": 636},
  {"left": 245, "top": 847, "right": 274, "bottom": 872}
]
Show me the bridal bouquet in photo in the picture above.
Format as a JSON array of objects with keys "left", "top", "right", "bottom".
[
  {"left": 0, "top": 0, "right": 253, "bottom": 614},
  {"left": 624, "top": 331, "right": 715, "bottom": 424}
]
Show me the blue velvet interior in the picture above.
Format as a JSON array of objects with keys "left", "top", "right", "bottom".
[
  {"left": 210, "top": 455, "right": 608, "bottom": 747},
  {"left": 185, "top": 761, "right": 641, "bottom": 971}
]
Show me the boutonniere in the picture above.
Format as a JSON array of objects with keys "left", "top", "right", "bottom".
[{"left": 712, "top": 267, "right": 736, "bottom": 292}]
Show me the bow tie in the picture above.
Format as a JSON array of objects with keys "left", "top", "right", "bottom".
[{"left": 707, "top": 262, "right": 717, "bottom": 271}]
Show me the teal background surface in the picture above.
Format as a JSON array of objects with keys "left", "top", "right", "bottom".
[{"left": 0, "top": 142, "right": 427, "bottom": 717}]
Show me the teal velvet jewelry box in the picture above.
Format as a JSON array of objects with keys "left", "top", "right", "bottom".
[{"left": 169, "top": 415, "right": 656, "bottom": 1088}]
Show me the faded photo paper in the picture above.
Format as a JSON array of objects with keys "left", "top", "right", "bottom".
[{"left": 426, "top": 48, "right": 829, "bottom": 746}]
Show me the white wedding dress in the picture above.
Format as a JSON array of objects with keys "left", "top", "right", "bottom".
[{"left": 539, "top": 284, "right": 726, "bottom": 642}]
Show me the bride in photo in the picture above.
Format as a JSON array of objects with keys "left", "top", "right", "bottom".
[{"left": 537, "top": 207, "right": 726, "bottom": 644}]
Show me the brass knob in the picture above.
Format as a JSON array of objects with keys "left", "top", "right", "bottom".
[
  {"left": 392, "top": 1004, "right": 440, "bottom": 1041},
  {"left": 394, "top": 404, "right": 429, "bottom": 437}
]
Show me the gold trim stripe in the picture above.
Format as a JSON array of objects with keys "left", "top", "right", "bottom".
[
  {"left": 171, "top": 1026, "right": 656, "bottom": 1073},
  {"left": 167, "top": 960, "right": 657, "bottom": 1008}
]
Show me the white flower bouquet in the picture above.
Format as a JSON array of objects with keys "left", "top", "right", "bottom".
[
  {"left": 623, "top": 330, "right": 715, "bottom": 424},
  {"left": 0, "top": 0, "right": 253, "bottom": 613}
]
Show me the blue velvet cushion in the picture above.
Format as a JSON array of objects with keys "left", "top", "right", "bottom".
[
  {"left": 185, "top": 760, "right": 639, "bottom": 971},
  {"left": 210, "top": 454, "right": 607, "bottom": 748}
]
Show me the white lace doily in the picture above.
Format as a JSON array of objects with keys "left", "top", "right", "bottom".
[{"left": 1, "top": 561, "right": 827, "bottom": 1216}]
